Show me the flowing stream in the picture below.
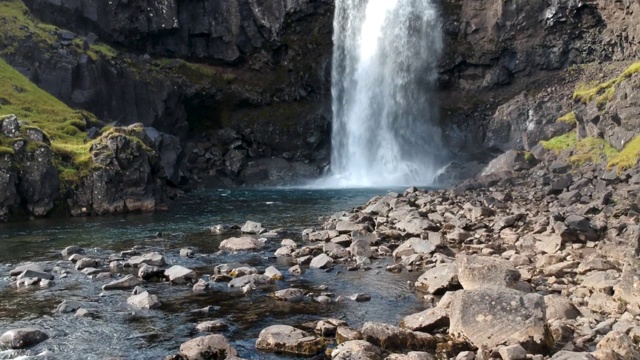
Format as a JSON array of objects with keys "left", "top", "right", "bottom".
[
  {"left": 0, "top": 188, "right": 425, "bottom": 359},
  {"left": 324, "top": 0, "right": 444, "bottom": 187}
]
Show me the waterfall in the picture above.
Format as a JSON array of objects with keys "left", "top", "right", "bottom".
[{"left": 323, "top": 0, "right": 444, "bottom": 187}]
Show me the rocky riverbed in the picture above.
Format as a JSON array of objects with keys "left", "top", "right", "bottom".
[{"left": 2, "top": 141, "right": 640, "bottom": 360}]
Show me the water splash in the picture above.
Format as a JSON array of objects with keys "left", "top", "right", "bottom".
[{"left": 320, "top": 0, "right": 444, "bottom": 188}]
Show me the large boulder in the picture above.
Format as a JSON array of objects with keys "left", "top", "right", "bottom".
[
  {"left": 449, "top": 287, "right": 551, "bottom": 352},
  {"left": 255, "top": 325, "right": 326, "bottom": 356}
]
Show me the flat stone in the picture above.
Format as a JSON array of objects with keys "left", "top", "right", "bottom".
[
  {"left": 126, "top": 252, "right": 166, "bottom": 267},
  {"left": 264, "top": 266, "right": 283, "bottom": 281},
  {"left": 17, "top": 269, "right": 54, "bottom": 280},
  {"left": 219, "top": 237, "right": 264, "bottom": 251},
  {"left": 457, "top": 255, "right": 521, "bottom": 290},
  {"left": 393, "top": 238, "right": 436, "bottom": 259},
  {"left": 361, "top": 322, "right": 435, "bottom": 351},
  {"left": 196, "top": 320, "right": 229, "bottom": 333},
  {"left": 228, "top": 274, "right": 270, "bottom": 288},
  {"left": 255, "top": 325, "right": 326, "bottom": 356},
  {"left": 498, "top": 344, "right": 527, "bottom": 360},
  {"left": 164, "top": 265, "right": 197, "bottom": 284},
  {"left": 310, "top": 254, "right": 334, "bottom": 269},
  {"left": 102, "top": 275, "right": 142, "bottom": 290},
  {"left": 10, "top": 264, "right": 45, "bottom": 277},
  {"left": 0, "top": 328, "right": 48, "bottom": 349},
  {"left": 331, "top": 340, "right": 382, "bottom": 360},
  {"left": 401, "top": 307, "right": 449, "bottom": 332},
  {"left": 240, "top": 220, "right": 265, "bottom": 234}
]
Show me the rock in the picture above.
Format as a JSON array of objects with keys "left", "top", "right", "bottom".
[
  {"left": 392, "top": 238, "right": 436, "bottom": 259},
  {"left": 17, "top": 269, "right": 54, "bottom": 281},
  {"left": 228, "top": 274, "right": 271, "bottom": 288},
  {"left": 449, "top": 288, "right": 550, "bottom": 353},
  {"left": 596, "top": 331, "right": 640, "bottom": 359},
  {"left": 132, "top": 286, "right": 147, "bottom": 295},
  {"left": 75, "top": 257, "right": 99, "bottom": 270},
  {"left": 180, "top": 248, "right": 195, "bottom": 258},
  {"left": 349, "top": 293, "right": 371, "bottom": 302},
  {"left": 193, "top": 279, "right": 209, "bottom": 293},
  {"left": 386, "top": 352, "right": 436, "bottom": 360},
  {"left": 414, "top": 263, "right": 460, "bottom": 294},
  {"left": 544, "top": 295, "right": 580, "bottom": 320},
  {"left": 331, "top": 340, "right": 382, "bottom": 360},
  {"left": 165, "top": 265, "right": 197, "bottom": 284},
  {"left": 263, "top": 266, "right": 283, "bottom": 281},
  {"left": 210, "top": 224, "right": 234, "bottom": 235},
  {"left": 315, "top": 319, "right": 347, "bottom": 336},
  {"left": 179, "top": 334, "right": 238, "bottom": 360},
  {"left": 498, "top": 344, "right": 528, "bottom": 360},
  {"left": 196, "top": 320, "right": 229, "bottom": 333},
  {"left": 550, "top": 352, "right": 595, "bottom": 360},
  {"left": 336, "top": 326, "right": 363, "bottom": 344},
  {"left": 102, "top": 275, "right": 142, "bottom": 290},
  {"left": 288, "top": 265, "right": 303, "bottom": 275},
  {"left": 310, "top": 254, "right": 334, "bottom": 269},
  {"left": 127, "top": 291, "right": 161, "bottom": 309},
  {"left": 138, "top": 265, "right": 165, "bottom": 280},
  {"left": 255, "top": 325, "right": 326, "bottom": 356},
  {"left": 0, "top": 328, "right": 48, "bottom": 349},
  {"left": 55, "top": 300, "right": 82, "bottom": 314},
  {"left": 577, "top": 258, "right": 616, "bottom": 274},
  {"left": 240, "top": 221, "right": 265, "bottom": 234},
  {"left": 219, "top": 237, "right": 264, "bottom": 251},
  {"left": 457, "top": 255, "right": 521, "bottom": 290},
  {"left": 614, "top": 267, "right": 640, "bottom": 315},
  {"left": 395, "top": 218, "right": 439, "bottom": 236},
  {"left": 273, "top": 288, "right": 305, "bottom": 302},
  {"left": 9, "top": 264, "right": 46, "bottom": 277},
  {"left": 361, "top": 322, "right": 435, "bottom": 351},
  {"left": 61, "top": 245, "right": 84, "bottom": 257},
  {"left": 482, "top": 150, "right": 535, "bottom": 176},
  {"left": 127, "top": 252, "right": 166, "bottom": 267},
  {"left": 401, "top": 307, "right": 449, "bottom": 332},
  {"left": 350, "top": 239, "right": 373, "bottom": 258}
]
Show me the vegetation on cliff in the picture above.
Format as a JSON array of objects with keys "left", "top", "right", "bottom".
[{"left": 573, "top": 62, "right": 640, "bottom": 107}]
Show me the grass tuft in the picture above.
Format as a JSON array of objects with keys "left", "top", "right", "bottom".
[
  {"left": 574, "top": 61, "right": 640, "bottom": 106},
  {"left": 569, "top": 137, "right": 619, "bottom": 165},
  {"left": 540, "top": 133, "right": 578, "bottom": 153},
  {"left": 608, "top": 136, "right": 640, "bottom": 172},
  {"left": 557, "top": 111, "right": 577, "bottom": 125}
]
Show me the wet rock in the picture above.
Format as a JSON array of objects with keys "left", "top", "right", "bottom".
[
  {"left": 102, "top": 275, "right": 142, "bottom": 290},
  {"left": 138, "top": 265, "right": 165, "bottom": 280},
  {"left": 263, "top": 266, "right": 283, "bottom": 281},
  {"left": 179, "top": 334, "right": 238, "bottom": 360},
  {"left": 361, "top": 322, "right": 435, "bottom": 351},
  {"left": 228, "top": 274, "right": 270, "bottom": 288},
  {"left": 288, "top": 265, "right": 303, "bottom": 275},
  {"left": 132, "top": 286, "right": 146, "bottom": 295},
  {"left": 75, "top": 258, "right": 100, "bottom": 270},
  {"left": 457, "top": 255, "right": 521, "bottom": 290},
  {"left": 180, "top": 248, "right": 195, "bottom": 258},
  {"left": 61, "top": 245, "right": 84, "bottom": 257},
  {"left": 315, "top": 319, "right": 347, "bottom": 337},
  {"left": 392, "top": 238, "right": 436, "bottom": 260},
  {"left": 255, "top": 325, "right": 326, "bottom": 356},
  {"left": 219, "top": 237, "right": 264, "bottom": 251},
  {"left": 196, "top": 320, "right": 229, "bottom": 333},
  {"left": 229, "top": 266, "right": 258, "bottom": 277},
  {"left": 127, "top": 291, "right": 161, "bottom": 310},
  {"left": 192, "top": 279, "right": 209, "bottom": 293},
  {"left": 449, "top": 288, "right": 550, "bottom": 352},
  {"left": 331, "top": 340, "right": 382, "bottom": 360},
  {"left": 17, "top": 269, "right": 54, "bottom": 281},
  {"left": 310, "top": 254, "right": 334, "bottom": 269},
  {"left": 210, "top": 224, "right": 234, "bottom": 235},
  {"left": 415, "top": 263, "right": 459, "bottom": 294},
  {"left": 55, "top": 300, "right": 82, "bottom": 314},
  {"left": 165, "top": 265, "right": 197, "bottom": 284},
  {"left": 349, "top": 293, "right": 371, "bottom": 302},
  {"left": 126, "top": 252, "right": 166, "bottom": 267},
  {"left": 240, "top": 221, "right": 265, "bottom": 234},
  {"left": 9, "top": 264, "right": 47, "bottom": 277},
  {"left": 349, "top": 239, "right": 373, "bottom": 258},
  {"left": 0, "top": 328, "right": 48, "bottom": 349},
  {"left": 401, "top": 307, "right": 449, "bottom": 332},
  {"left": 273, "top": 288, "right": 305, "bottom": 302}
]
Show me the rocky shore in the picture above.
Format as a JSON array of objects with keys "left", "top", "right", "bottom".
[{"left": 2, "top": 129, "right": 640, "bottom": 359}]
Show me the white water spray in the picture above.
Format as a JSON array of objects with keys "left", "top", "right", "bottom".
[{"left": 320, "top": 0, "right": 444, "bottom": 187}]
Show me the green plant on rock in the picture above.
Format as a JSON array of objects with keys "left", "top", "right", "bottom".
[
  {"left": 557, "top": 111, "right": 577, "bottom": 125},
  {"left": 569, "top": 137, "right": 619, "bottom": 166},
  {"left": 573, "top": 61, "right": 640, "bottom": 106},
  {"left": 540, "top": 133, "right": 578, "bottom": 153},
  {"left": 608, "top": 136, "right": 640, "bottom": 172}
]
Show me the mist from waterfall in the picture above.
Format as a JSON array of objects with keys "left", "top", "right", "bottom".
[{"left": 319, "top": 0, "right": 444, "bottom": 188}]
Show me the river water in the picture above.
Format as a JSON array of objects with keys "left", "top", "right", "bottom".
[{"left": 0, "top": 188, "right": 426, "bottom": 359}]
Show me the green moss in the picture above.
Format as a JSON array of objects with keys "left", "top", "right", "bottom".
[
  {"left": 574, "top": 61, "right": 640, "bottom": 105},
  {"left": 557, "top": 111, "right": 577, "bottom": 125},
  {"left": 523, "top": 151, "right": 534, "bottom": 162},
  {"left": 569, "top": 137, "right": 619, "bottom": 165},
  {"left": 0, "top": 0, "right": 58, "bottom": 52},
  {"left": 540, "top": 133, "right": 578, "bottom": 153},
  {"left": 608, "top": 136, "right": 640, "bottom": 171}
]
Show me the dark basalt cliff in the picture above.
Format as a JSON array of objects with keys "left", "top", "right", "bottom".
[{"left": 2, "top": 0, "right": 640, "bottom": 219}]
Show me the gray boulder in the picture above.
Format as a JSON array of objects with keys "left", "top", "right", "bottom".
[
  {"left": 179, "top": 334, "right": 238, "bottom": 360},
  {"left": 255, "top": 325, "right": 326, "bottom": 356},
  {"left": 457, "top": 255, "right": 521, "bottom": 290},
  {"left": 331, "top": 340, "right": 382, "bottom": 360},
  {"left": 0, "top": 328, "right": 48, "bottom": 349}
]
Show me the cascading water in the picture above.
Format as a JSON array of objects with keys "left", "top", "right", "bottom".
[{"left": 322, "top": 0, "right": 444, "bottom": 187}]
